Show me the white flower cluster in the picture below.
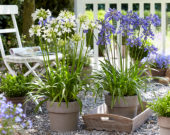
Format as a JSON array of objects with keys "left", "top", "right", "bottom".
[
  {"left": 31, "top": 8, "right": 51, "bottom": 21},
  {"left": 78, "top": 14, "right": 100, "bottom": 32},
  {"left": 29, "top": 9, "right": 100, "bottom": 43}
]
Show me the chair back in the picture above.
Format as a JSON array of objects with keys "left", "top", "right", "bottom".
[{"left": 0, "top": 5, "right": 22, "bottom": 58}]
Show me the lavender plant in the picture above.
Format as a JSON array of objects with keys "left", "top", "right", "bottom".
[{"left": 0, "top": 94, "right": 32, "bottom": 134}]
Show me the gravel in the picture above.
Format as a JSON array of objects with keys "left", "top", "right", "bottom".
[{"left": 24, "top": 83, "right": 170, "bottom": 135}]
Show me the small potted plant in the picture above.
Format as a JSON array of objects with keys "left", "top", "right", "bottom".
[
  {"left": 29, "top": 9, "right": 96, "bottom": 131},
  {"left": 94, "top": 9, "right": 160, "bottom": 118},
  {"left": 0, "top": 74, "right": 32, "bottom": 106},
  {"left": 148, "top": 91, "right": 170, "bottom": 135},
  {"left": 0, "top": 94, "right": 32, "bottom": 134},
  {"left": 143, "top": 53, "right": 170, "bottom": 77}
]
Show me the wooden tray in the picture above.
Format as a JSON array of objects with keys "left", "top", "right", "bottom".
[{"left": 82, "top": 102, "right": 152, "bottom": 133}]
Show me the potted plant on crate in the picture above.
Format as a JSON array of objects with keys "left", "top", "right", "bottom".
[
  {"left": 0, "top": 74, "right": 32, "bottom": 107},
  {"left": 92, "top": 9, "right": 160, "bottom": 118},
  {"left": 142, "top": 53, "right": 170, "bottom": 77},
  {"left": 148, "top": 91, "right": 170, "bottom": 135},
  {"left": 28, "top": 9, "right": 97, "bottom": 131}
]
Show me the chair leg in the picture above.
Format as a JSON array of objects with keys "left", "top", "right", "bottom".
[
  {"left": 24, "top": 62, "right": 43, "bottom": 112},
  {"left": 24, "top": 63, "right": 40, "bottom": 78},
  {"left": 4, "top": 61, "right": 17, "bottom": 76}
]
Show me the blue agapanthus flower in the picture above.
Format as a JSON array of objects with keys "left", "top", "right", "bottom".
[{"left": 97, "top": 9, "right": 160, "bottom": 57}]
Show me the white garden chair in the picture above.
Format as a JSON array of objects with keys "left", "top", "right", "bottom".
[
  {"left": 0, "top": 5, "right": 62, "bottom": 78},
  {"left": 0, "top": 5, "right": 62, "bottom": 112}
]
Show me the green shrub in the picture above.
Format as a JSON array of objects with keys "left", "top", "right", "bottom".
[
  {"left": 148, "top": 91, "right": 170, "bottom": 117},
  {"left": 0, "top": 74, "right": 33, "bottom": 98}
]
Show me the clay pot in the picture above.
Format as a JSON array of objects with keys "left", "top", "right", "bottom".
[
  {"left": 158, "top": 116, "right": 170, "bottom": 135},
  {"left": 105, "top": 94, "right": 139, "bottom": 118},
  {"left": 158, "top": 77, "right": 170, "bottom": 85},
  {"left": 121, "top": 45, "right": 126, "bottom": 58},
  {"left": 6, "top": 96, "right": 26, "bottom": 113},
  {"left": 151, "top": 69, "right": 167, "bottom": 77},
  {"left": 47, "top": 101, "right": 80, "bottom": 132},
  {"left": 165, "top": 68, "right": 170, "bottom": 79}
]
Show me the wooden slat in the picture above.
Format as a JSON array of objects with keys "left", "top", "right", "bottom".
[
  {"left": 151, "top": 3, "right": 156, "bottom": 33},
  {"left": 0, "top": 5, "right": 18, "bottom": 15},
  {"left": 93, "top": 3, "right": 99, "bottom": 70},
  {"left": 0, "top": 29, "right": 16, "bottom": 34},
  {"left": 161, "top": 2, "right": 166, "bottom": 54},
  {"left": 128, "top": 2, "right": 133, "bottom": 11}
]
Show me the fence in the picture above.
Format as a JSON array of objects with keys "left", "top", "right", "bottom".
[{"left": 74, "top": 0, "right": 170, "bottom": 68}]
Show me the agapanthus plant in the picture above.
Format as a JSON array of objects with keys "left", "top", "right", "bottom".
[
  {"left": 92, "top": 8, "right": 159, "bottom": 107},
  {"left": 29, "top": 9, "right": 98, "bottom": 111},
  {"left": 0, "top": 94, "right": 32, "bottom": 134},
  {"left": 142, "top": 53, "right": 170, "bottom": 69},
  {"left": 97, "top": 9, "right": 160, "bottom": 61}
]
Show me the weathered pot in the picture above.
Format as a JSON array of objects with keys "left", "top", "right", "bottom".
[
  {"left": 6, "top": 96, "right": 25, "bottom": 105},
  {"left": 105, "top": 94, "right": 139, "bottom": 118},
  {"left": 121, "top": 45, "right": 126, "bottom": 58},
  {"left": 151, "top": 69, "right": 167, "bottom": 77},
  {"left": 158, "top": 116, "right": 170, "bottom": 135},
  {"left": 6, "top": 96, "right": 26, "bottom": 112},
  {"left": 47, "top": 101, "right": 80, "bottom": 132}
]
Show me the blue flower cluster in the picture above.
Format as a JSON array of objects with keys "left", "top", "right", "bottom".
[
  {"left": 143, "top": 53, "right": 170, "bottom": 69},
  {"left": 0, "top": 94, "right": 32, "bottom": 134},
  {"left": 97, "top": 8, "right": 160, "bottom": 55}
]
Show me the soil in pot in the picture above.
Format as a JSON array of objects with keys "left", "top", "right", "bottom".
[
  {"left": 158, "top": 116, "right": 170, "bottom": 135},
  {"left": 47, "top": 101, "right": 80, "bottom": 132},
  {"left": 105, "top": 94, "right": 139, "bottom": 118}
]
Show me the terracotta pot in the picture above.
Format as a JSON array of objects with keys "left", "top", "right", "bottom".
[
  {"left": 47, "top": 101, "right": 80, "bottom": 132},
  {"left": 158, "top": 116, "right": 170, "bottom": 135},
  {"left": 151, "top": 69, "right": 167, "bottom": 77},
  {"left": 105, "top": 94, "right": 139, "bottom": 118},
  {"left": 121, "top": 45, "right": 126, "bottom": 58},
  {"left": 6, "top": 96, "right": 25, "bottom": 105},
  {"left": 6, "top": 96, "right": 26, "bottom": 112}
]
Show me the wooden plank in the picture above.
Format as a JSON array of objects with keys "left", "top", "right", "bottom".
[
  {"left": 0, "top": 29, "right": 16, "bottom": 34},
  {"left": 161, "top": 2, "right": 166, "bottom": 54},
  {"left": 132, "top": 108, "right": 153, "bottom": 131},
  {"left": 0, "top": 5, "right": 18, "bottom": 15},
  {"left": 83, "top": 114, "right": 133, "bottom": 133},
  {"left": 93, "top": 3, "right": 99, "bottom": 70}
]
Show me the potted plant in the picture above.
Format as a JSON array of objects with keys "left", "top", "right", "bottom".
[
  {"left": 0, "top": 74, "right": 32, "bottom": 106},
  {"left": 148, "top": 91, "right": 170, "bottom": 135},
  {"left": 142, "top": 53, "right": 170, "bottom": 77},
  {"left": 0, "top": 94, "right": 32, "bottom": 134},
  {"left": 93, "top": 9, "right": 160, "bottom": 118},
  {"left": 29, "top": 9, "right": 96, "bottom": 131}
]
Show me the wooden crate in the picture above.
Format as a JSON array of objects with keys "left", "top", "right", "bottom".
[{"left": 82, "top": 102, "right": 152, "bottom": 133}]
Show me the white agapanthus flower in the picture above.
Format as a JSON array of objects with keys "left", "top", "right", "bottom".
[
  {"left": 31, "top": 8, "right": 51, "bottom": 21},
  {"left": 29, "top": 25, "right": 41, "bottom": 37}
]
